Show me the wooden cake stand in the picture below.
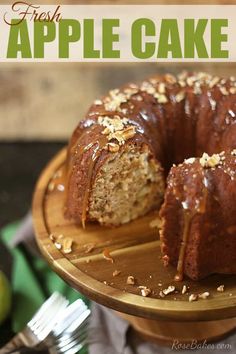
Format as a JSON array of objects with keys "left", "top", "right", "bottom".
[{"left": 33, "top": 148, "right": 236, "bottom": 346}]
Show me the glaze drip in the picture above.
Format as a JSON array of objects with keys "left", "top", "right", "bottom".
[
  {"left": 174, "top": 210, "right": 192, "bottom": 282},
  {"left": 174, "top": 168, "right": 209, "bottom": 281},
  {"left": 81, "top": 137, "right": 108, "bottom": 228}
]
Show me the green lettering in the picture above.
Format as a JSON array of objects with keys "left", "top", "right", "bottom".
[
  {"left": 184, "top": 19, "right": 208, "bottom": 58},
  {"left": 158, "top": 19, "right": 182, "bottom": 58},
  {"left": 7, "top": 19, "right": 31, "bottom": 58},
  {"left": 132, "top": 18, "right": 155, "bottom": 59},
  {"left": 102, "top": 19, "right": 120, "bottom": 58},
  {"left": 59, "top": 20, "right": 80, "bottom": 58},
  {"left": 34, "top": 21, "right": 56, "bottom": 58},
  {"left": 84, "top": 19, "right": 100, "bottom": 58},
  {"left": 211, "top": 19, "right": 228, "bottom": 58}
]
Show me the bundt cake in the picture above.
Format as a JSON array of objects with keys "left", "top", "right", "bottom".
[{"left": 65, "top": 71, "right": 236, "bottom": 280}]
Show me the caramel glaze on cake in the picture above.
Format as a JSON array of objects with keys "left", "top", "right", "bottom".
[
  {"left": 65, "top": 71, "right": 236, "bottom": 280},
  {"left": 160, "top": 151, "right": 236, "bottom": 281}
]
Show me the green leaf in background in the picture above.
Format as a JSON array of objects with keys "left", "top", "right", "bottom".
[{"left": 1, "top": 222, "right": 45, "bottom": 332}]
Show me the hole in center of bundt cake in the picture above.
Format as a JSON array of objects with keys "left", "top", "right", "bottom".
[{"left": 88, "top": 144, "right": 165, "bottom": 226}]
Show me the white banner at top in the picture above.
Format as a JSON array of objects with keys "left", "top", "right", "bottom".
[{"left": 0, "top": 4, "right": 236, "bottom": 62}]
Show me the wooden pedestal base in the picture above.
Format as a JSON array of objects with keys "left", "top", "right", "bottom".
[{"left": 117, "top": 312, "right": 236, "bottom": 347}]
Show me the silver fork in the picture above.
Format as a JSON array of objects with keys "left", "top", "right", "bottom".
[
  {"left": 0, "top": 292, "right": 69, "bottom": 354},
  {"left": 49, "top": 324, "right": 89, "bottom": 354},
  {"left": 49, "top": 301, "right": 91, "bottom": 354}
]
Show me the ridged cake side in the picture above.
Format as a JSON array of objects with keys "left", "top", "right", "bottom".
[{"left": 160, "top": 150, "right": 236, "bottom": 280}]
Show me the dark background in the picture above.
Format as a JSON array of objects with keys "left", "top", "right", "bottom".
[{"left": 0, "top": 142, "right": 64, "bottom": 228}]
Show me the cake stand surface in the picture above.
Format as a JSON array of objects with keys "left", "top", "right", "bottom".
[{"left": 32, "top": 148, "right": 236, "bottom": 345}]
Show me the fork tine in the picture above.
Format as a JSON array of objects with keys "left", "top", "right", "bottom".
[
  {"left": 53, "top": 299, "right": 88, "bottom": 337},
  {"left": 55, "top": 321, "right": 89, "bottom": 354},
  {"left": 28, "top": 292, "right": 63, "bottom": 327},
  {"left": 35, "top": 299, "right": 69, "bottom": 339},
  {"left": 56, "top": 325, "right": 88, "bottom": 349},
  {"left": 62, "top": 329, "right": 88, "bottom": 350},
  {"left": 33, "top": 296, "right": 68, "bottom": 330},
  {"left": 29, "top": 293, "right": 68, "bottom": 335},
  {"left": 54, "top": 312, "right": 90, "bottom": 350},
  {"left": 62, "top": 318, "right": 90, "bottom": 343},
  {"left": 57, "top": 331, "right": 87, "bottom": 353},
  {"left": 59, "top": 342, "right": 84, "bottom": 354},
  {"left": 64, "top": 309, "right": 91, "bottom": 333},
  {"left": 32, "top": 298, "right": 67, "bottom": 334},
  {"left": 55, "top": 319, "right": 88, "bottom": 345},
  {"left": 59, "top": 337, "right": 89, "bottom": 354}
]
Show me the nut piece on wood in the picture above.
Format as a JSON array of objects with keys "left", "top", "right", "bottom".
[
  {"left": 139, "top": 286, "right": 151, "bottom": 297},
  {"left": 189, "top": 294, "right": 198, "bottom": 302},
  {"left": 217, "top": 285, "right": 225, "bottom": 292},
  {"left": 63, "top": 237, "right": 73, "bottom": 254},
  {"left": 162, "top": 285, "right": 175, "bottom": 295},
  {"left": 50, "top": 233, "right": 72, "bottom": 253},
  {"left": 55, "top": 242, "right": 62, "bottom": 250},
  {"left": 127, "top": 276, "right": 135, "bottom": 285},
  {"left": 113, "top": 270, "right": 121, "bottom": 277},
  {"left": 181, "top": 285, "right": 187, "bottom": 294},
  {"left": 198, "top": 292, "right": 210, "bottom": 299},
  {"left": 159, "top": 285, "right": 175, "bottom": 298}
]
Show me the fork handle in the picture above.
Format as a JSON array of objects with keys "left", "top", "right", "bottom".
[{"left": 0, "top": 333, "right": 25, "bottom": 354}]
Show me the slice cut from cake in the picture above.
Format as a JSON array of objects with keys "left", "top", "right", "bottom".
[{"left": 159, "top": 151, "right": 236, "bottom": 281}]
